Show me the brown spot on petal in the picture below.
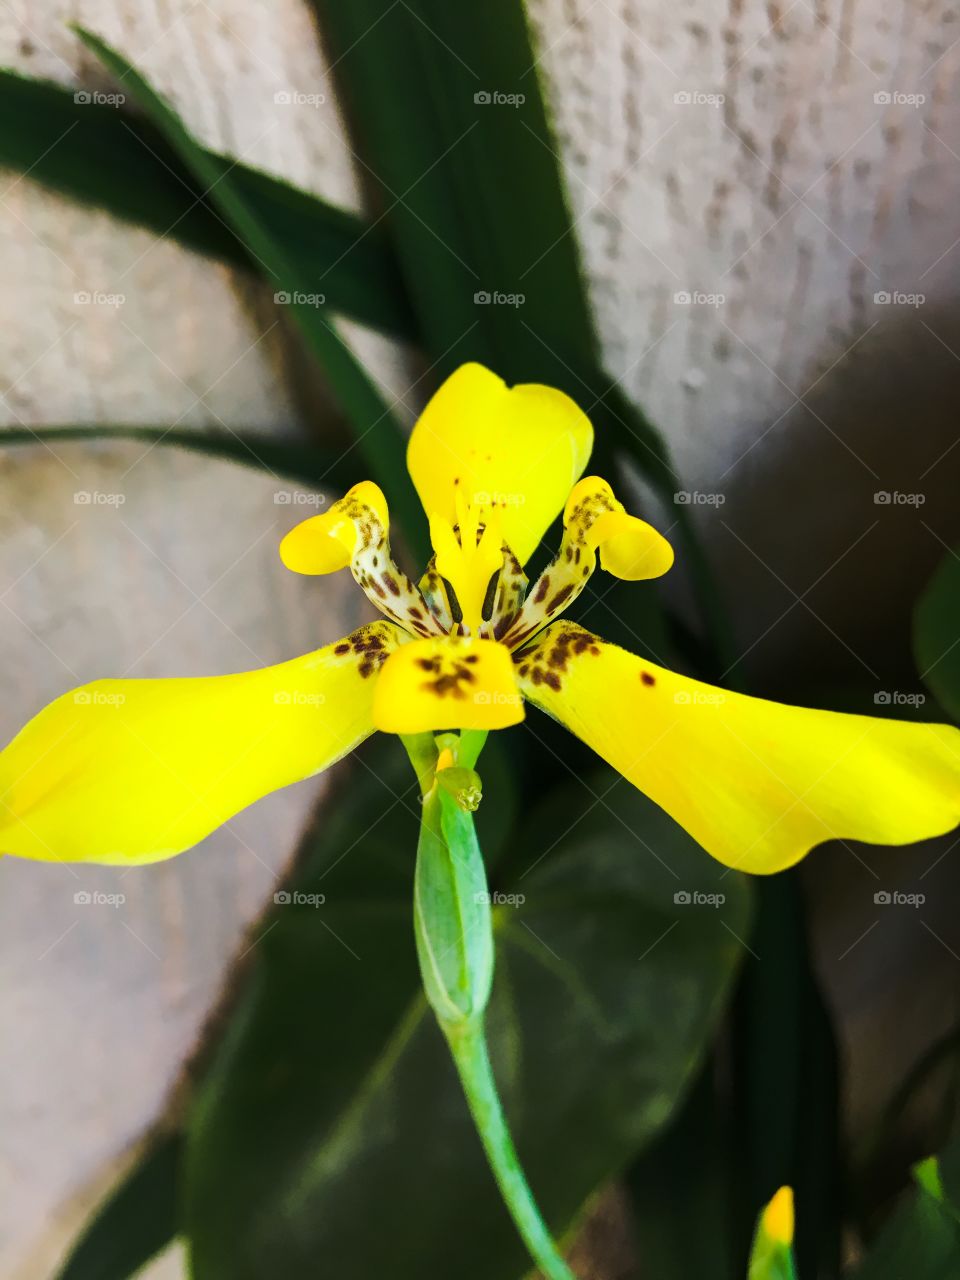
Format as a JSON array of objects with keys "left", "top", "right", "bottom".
[
  {"left": 641, "top": 671, "right": 656, "bottom": 687},
  {"left": 547, "top": 584, "right": 574, "bottom": 613}
]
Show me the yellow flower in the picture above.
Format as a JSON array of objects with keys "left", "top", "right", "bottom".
[{"left": 1, "top": 363, "right": 958, "bottom": 870}]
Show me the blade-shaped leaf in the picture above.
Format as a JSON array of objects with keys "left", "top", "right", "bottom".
[
  {"left": 0, "top": 69, "right": 415, "bottom": 340},
  {"left": 74, "top": 28, "right": 427, "bottom": 557},
  {"left": 852, "top": 1146, "right": 960, "bottom": 1280},
  {"left": 914, "top": 545, "right": 960, "bottom": 721},
  {"left": 184, "top": 741, "right": 750, "bottom": 1279},
  {"left": 313, "top": 0, "right": 670, "bottom": 483},
  {"left": 53, "top": 1132, "right": 180, "bottom": 1280},
  {"left": 0, "top": 425, "right": 356, "bottom": 491},
  {"left": 314, "top": 0, "right": 734, "bottom": 670}
]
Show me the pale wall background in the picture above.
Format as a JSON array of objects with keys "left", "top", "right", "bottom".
[{"left": 1, "top": 2, "right": 959, "bottom": 1276}]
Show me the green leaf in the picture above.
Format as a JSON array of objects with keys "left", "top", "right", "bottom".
[
  {"left": 313, "top": 0, "right": 670, "bottom": 483},
  {"left": 914, "top": 545, "right": 960, "bottom": 721},
  {"left": 852, "top": 1144, "right": 960, "bottom": 1280},
  {"left": 626, "top": 1067, "right": 738, "bottom": 1280},
  {"left": 0, "top": 69, "right": 415, "bottom": 340},
  {"left": 0, "top": 425, "right": 356, "bottom": 490},
  {"left": 75, "top": 29, "right": 427, "bottom": 558},
  {"left": 53, "top": 1132, "right": 180, "bottom": 1280},
  {"left": 315, "top": 1, "right": 735, "bottom": 670},
  {"left": 184, "top": 746, "right": 750, "bottom": 1279}
]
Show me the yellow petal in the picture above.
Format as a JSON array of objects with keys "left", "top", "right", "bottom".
[
  {"left": 279, "top": 481, "right": 389, "bottom": 575},
  {"left": 500, "top": 475, "right": 673, "bottom": 650},
  {"left": 565, "top": 477, "right": 674, "bottom": 580},
  {"left": 0, "top": 622, "right": 402, "bottom": 865},
  {"left": 373, "top": 635, "right": 524, "bottom": 733},
  {"left": 516, "top": 623, "right": 960, "bottom": 874},
  {"left": 407, "top": 363, "right": 593, "bottom": 564}
]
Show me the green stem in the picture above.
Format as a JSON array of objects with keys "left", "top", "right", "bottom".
[
  {"left": 444, "top": 1018, "right": 577, "bottom": 1280},
  {"left": 402, "top": 730, "right": 575, "bottom": 1280}
]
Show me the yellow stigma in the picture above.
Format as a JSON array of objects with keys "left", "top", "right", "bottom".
[
  {"left": 762, "top": 1186, "right": 794, "bottom": 1247},
  {"left": 428, "top": 493, "right": 504, "bottom": 634}
]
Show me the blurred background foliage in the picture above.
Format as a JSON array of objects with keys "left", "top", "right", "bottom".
[{"left": 0, "top": 2, "right": 958, "bottom": 1278}]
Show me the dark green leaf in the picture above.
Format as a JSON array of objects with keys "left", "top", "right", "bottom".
[
  {"left": 54, "top": 1132, "right": 180, "bottom": 1280},
  {"left": 853, "top": 1147, "right": 960, "bottom": 1280},
  {"left": 75, "top": 29, "right": 427, "bottom": 557},
  {"left": 626, "top": 1067, "right": 738, "bottom": 1280},
  {"left": 0, "top": 69, "right": 415, "bottom": 340},
  {"left": 732, "top": 875, "right": 841, "bottom": 1279},
  {"left": 914, "top": 545, "right": 960, "bottom": 721},
  {"left": 0, "top": 425, "right": 356, "bottom": 491},
  {"left": 315, "top": 0, "right": 734, "bottom": 670},
  {"left": 313, "top": 0, "right": 670, "bottom": 483},
  {"left": 184, "top": 744, "right": 750, "bottom": 1279}
]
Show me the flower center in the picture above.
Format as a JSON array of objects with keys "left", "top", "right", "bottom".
[{"left": 426, "top": 495, "right": 507, "bottom": 636}]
